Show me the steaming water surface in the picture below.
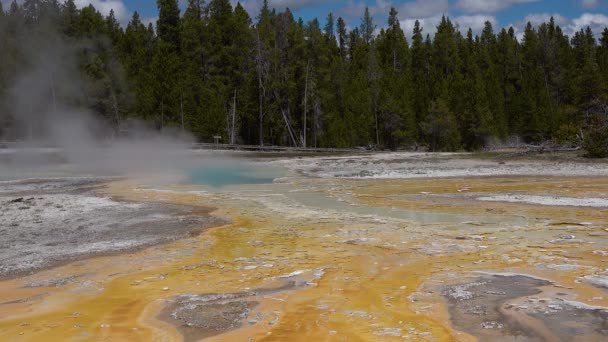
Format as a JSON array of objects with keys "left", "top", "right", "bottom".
[
  {"left": 2, "top": 152, "right": 608, "bottom": 341},
  {"left": 187, "top": 162, "right": 283, "bottom": 188},
  {"left": 285, "top": 191, "right": 529, "bottom": 226}
]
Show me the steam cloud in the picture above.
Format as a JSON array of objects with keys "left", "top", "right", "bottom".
[{"left": 0, "top": 18, "right": 200, "bottom": 181}]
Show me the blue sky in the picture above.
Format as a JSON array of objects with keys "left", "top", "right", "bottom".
[
  {"left": 123, "top": 0, "right": 608, "bottom": 39},
  {"left": 3, "top": 0, "right": 607, "bottom": 39}
]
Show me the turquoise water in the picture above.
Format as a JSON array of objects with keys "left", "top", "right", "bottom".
[
  {"left": 285, "top": 191, "right": 529, "bottom": 226},
  {"left": 188, "top": 162, "right": 280, "bottom": 187}
]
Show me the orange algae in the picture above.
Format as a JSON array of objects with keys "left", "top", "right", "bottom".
[{"left": 0, "top": 176, "right": 607, "bottom": 341}]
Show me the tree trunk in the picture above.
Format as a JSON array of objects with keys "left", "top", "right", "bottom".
[
  {"left": 374, "top": 97, "right": 379, "bottom": 146},
  {"left": 111, "top": 90, "right": 120, "bottom": 135},
  {"left": 231, "top": 88, "right": 236, "bottom": 145},
  {"left": 256, "top": 30, "right": 264, "bottom": 146},
  {"left": 180, "top": 92, "right": 184, "bottom": 134},
  {"left": 280, "top": 106, "right": 298, "bottom": 147},
  {"left": 393, "top": 49, "right": 396, "bottom": 72},
  {"left": 274, "top": 89, "right": 298, "bottom": 147},
  {"left": 303, "top": 60, "right": 310, "bottom": 148}
]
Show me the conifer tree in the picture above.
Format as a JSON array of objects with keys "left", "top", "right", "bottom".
[
  {"left": 376, "top": 7, "right": 414, "bottom": 148},
  {"left": 411, "top": 20, "right": 430, "bottom": 140},
  {"left": 1, "top": 1, "right": 608, "bottom": 152},
  {"left": 152, "top": 0, "right": 180, "bottom": 130}
]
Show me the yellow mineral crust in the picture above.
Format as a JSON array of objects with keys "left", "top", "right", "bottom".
[{"left": 0, "top": 176, "right": 607, "bottom": 341}]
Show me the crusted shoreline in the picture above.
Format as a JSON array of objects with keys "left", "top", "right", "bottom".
[{"left": 0, "top": 178, "right": 227, "bottom": 280}]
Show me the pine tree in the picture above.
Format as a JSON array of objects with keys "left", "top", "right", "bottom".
[
  {"left": 411, "top": 20, "right": 430, "bottom": 141},
  {"left": 420, "top": 99, "right": 460, "bottom": 151},
  {"left": 324, "top": 12, "right": 334, "bottom": 40},
  {"left": 572, "top": 27, "right": 603, "bottom": 108},
  {"left": 519, "top": 22, "right": 548, "bottom": 141},
  {"left": 376, "top": 7, "right": 415, "bottom": 148},
  {"left": 360, "top": 6, "right": 374, "bottom": 46},
  {"left": 0, "top": 1, "right": 7, "bottom": 138},
  {"left": 497, "top": 27, "right": 522, "bottom": 135},
  {"left": 479, "top": 21, "right": 507, "bottom": 138},
  {"left": 228, "top": 3, "right": 254, "bottom": 144},
  {"left": 179, "top": 0, "right": 204, "bottom": 136},
  {"left": 22, "top": 0, "right": 42, "bottom": 24},
  {"left": 358, "top": 7, "right": 380, "bottom": 146},
  {"left": 599, "top": 28, "right": 608, "bottom": 100},
  {"left": 344, "top": 26, "right": 373, "bottom": 145},
  {"left": 1, "top": 1, "right": 606, "bottom": 150},
  {"left": 337, "top": 17, "right": 347, "bottom": 60},
  {"left": 122, "top": 11, "right": 156, "bottom": 121},
  {"left": 254, "top": 0, "right": 274, "bottom": 145},
  {"left": 152, "top": 0, "right": 181, "bottom": 130},
  {"left": 61, "top": 0, "right": 78, "bottom": 37}
]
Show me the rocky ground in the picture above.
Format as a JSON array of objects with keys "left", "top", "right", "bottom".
[
  {"left": 0, "top": 178, "right": 225, "bottom": 279},
  {"left": 441, "top": 273, "right": 608, "bottom": 341},
  {"left": 270, "top": 151, "right": 608, "bottom": 180},
  {"left": 1, "top": 151, "right": 608, "bottom": 341}
]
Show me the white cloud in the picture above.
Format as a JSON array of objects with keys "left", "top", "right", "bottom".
[
  {"left": 142, "top": 16, "right": 158, "bottom": 28},
  {"left": 521, "top": 12, "right": 569, "bottom": 26},
  {"left": 510, "top": 12, "right": 608, "bottom": 41},
  {"left": 401, "top": 14, "right": 496, "bottom": 38},
  {"left": 402, "top": 15, "right": 444, "bottom": 38},
  {"left": 569, "top": 12, "right": 608, "bottom": 35},
  {"left": 335, "top": 0, "right": 384, "bottom": 19},
  {"left": 453, "top": 14, "right": 497, "bottom": 33},
  {"left": 580, "top": 0, "right": 599, "bottom": 9},
  {"left": 455, "top": 0, "right": 541, "bottom": 13},
  {"left": 230, "top": 0, "right": 260, "bottom": 17},
  {"left": 0, "top": 0, "right": 132, "bottom": 26},
  {"left": 398, "top": 0, "right": 448, "bottom": 19},
  {"left": 74, "top": 0, "right": 130, "bottom": 25},
  {"left": 237, "top": 0, "right": 339, "bottom": 17},
  {"left": 269, "top": 0, "right": 334, "bottom": 11}
]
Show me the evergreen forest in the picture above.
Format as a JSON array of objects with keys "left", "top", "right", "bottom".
[{"left": 1, "top": 0, "right": 608, "bottom": 152}]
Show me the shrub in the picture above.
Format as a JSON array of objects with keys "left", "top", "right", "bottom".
[
  {"left": 554, "top": 123, "right": 581, "bottom": 146},
  {"left": 583, "top": 125, "right": 608, "bottom": 158}
]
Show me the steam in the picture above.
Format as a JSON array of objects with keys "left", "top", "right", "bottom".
[{"left": 0, "top": 17, "right": 200, "bottom": 181}]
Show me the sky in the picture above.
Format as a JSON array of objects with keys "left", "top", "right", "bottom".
[{"left": 2, "top": 0, "right": 608, "bottom": 40}]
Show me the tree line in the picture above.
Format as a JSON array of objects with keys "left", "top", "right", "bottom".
[{"left": 0, "top": 0, "right": 607, "bottom": 151}]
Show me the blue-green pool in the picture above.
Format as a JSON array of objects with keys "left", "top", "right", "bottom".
[{"left": 187, "top": 162, "right": 281, "bottom": 188}]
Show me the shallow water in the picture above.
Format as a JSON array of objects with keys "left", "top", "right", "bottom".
[
  {"left": 2, "top": 154, "right": 608, "bottom": 342},
  {"left": 285, "top": 190, "right": 528, "bottom": 226},
  {"left": 187, "top": 162, "right": 282, "bottom": 188}
]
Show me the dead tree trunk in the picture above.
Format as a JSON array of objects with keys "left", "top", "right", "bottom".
[
  {"left": 303, "top": 60, "right": 310, "bottom": 148},
  {"left": 282, "top": 107, "right": 298, "bottom": 147},
  {"left": 273, "top": 88, "right": 298, "bottom": 147}
]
